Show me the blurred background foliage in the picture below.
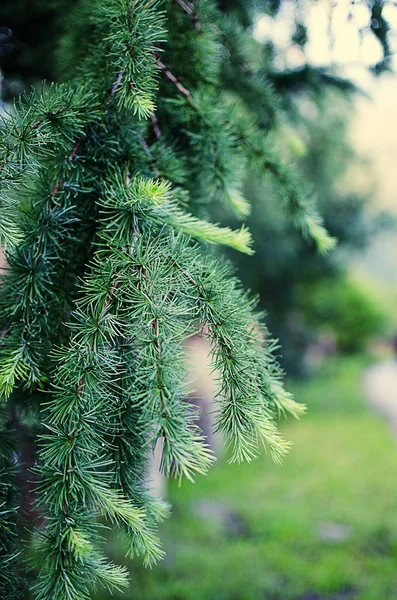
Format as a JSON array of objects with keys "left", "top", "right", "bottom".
[
  {"left": 222, "top": 89, "right": 386, "bottom": 373},
  {"left": 2, "top": 0, "right": 397, "bottom": 598},
  {"left": 296, "top": 275, "right": 387, "bottom": 353}
]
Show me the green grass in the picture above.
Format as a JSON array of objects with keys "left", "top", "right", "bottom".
[{"left": 99, "top": 356, "right": 397, "bottom": 600}]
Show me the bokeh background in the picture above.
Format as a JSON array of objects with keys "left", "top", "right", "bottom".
[{"left": 2, "top": 1, "right": 397, "bottom": 598}]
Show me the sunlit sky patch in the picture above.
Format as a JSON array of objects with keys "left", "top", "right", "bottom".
[{"left": 253, "top": 0, "right": 397, "bottom": 88}]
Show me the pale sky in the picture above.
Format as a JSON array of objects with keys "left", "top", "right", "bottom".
[{"left": 253, "top": 0, "right": 397, "bottom": 88}]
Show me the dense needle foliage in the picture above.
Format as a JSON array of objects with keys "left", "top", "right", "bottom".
[{"left": 0, "top": 1, "right": 334, "bottom": 598}]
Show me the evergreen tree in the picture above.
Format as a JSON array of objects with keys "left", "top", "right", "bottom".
[{"left": 0, "top": 1, "right": 335, "bottom": 598}]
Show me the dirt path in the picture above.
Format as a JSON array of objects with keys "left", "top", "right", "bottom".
[{"left": 362, "top": 361, "right": 397, "bottom": 437}]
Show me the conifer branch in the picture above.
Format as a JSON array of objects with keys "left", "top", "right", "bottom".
[
  {"left": 232, "top": 127, "right": 336, "bottom": 253},
  {"left": 0, "top": 1, "right": 330, "bottom": 596},
  {"left": 155, "top": 205, "right": 254, "bottom": 254}
]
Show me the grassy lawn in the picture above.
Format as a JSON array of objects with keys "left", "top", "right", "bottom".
[{"left": 99, "top": 356, "right": 397, "bottom": 600}]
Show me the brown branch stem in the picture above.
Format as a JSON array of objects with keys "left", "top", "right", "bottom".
[
  {"left": 155, "top": 57, "right": 193, "bottom": 103},
  {"left": 150, "top": 113, "right": 162, "bottom": 140},
  {"left": 172, "top": 0, "right": 201, "bottom": 30}
]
